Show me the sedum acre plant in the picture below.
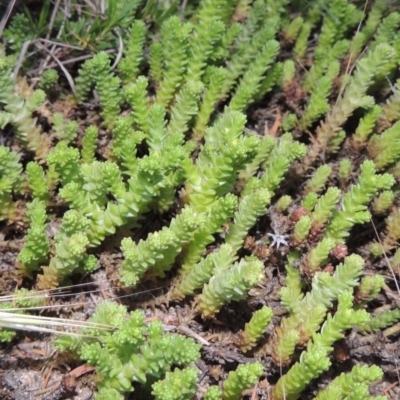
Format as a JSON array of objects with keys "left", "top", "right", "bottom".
[{"left": 0, "top": 0, "right": 399, "bottom": 399}]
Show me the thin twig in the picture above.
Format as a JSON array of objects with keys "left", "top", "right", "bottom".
[
  {"left": 385, "top": 75, "right": 400, "bottom": 101},
  {"left": 100, "top": 0, "right": 106, "bottom": 15},
  {"left": 0, "top": 0, "right": 17, "bottom": 37},
  {"left": 81, "top": 0, "right": 97, "bottom": 13},
  {"left": 27, "top": 49, "right": 116, "bottom": 75},
  {"left": 45, "top": 0, "right": 61, "bottom": 41},
  {"left": 35, "top": 43, "right": 78, "bottom": 98},
  {"left": 38, "top": 0, "right": 68, "bottom": 77},
  {"left": 14, "top": 39, "right": 36, "bottom": 79},
  {"left": 110, "top": 28, "right": 124, "bottom": 70},
  {"left": 177, "top": 325, "right": 211, "bottom": 346},
  {"left": 58, "top": 0, "right": 74, "bottom": 18},
  {"left": 180, "top": 0, "right": 189, "bottom": 16},
  {"left": 38, "top": 38, "right": 83, "bottom": 51},
  {"left": 371, "top": 219, "right": 400, "bottom": 296},
  {"left": 333, "top": 0, "right": 370, "bottom": 108}
]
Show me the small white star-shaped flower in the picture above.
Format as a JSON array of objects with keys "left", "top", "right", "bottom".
[{"left": 267, "top": 232, "right": 290, "bottom": 248}]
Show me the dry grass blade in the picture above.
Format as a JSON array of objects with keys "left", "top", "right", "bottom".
[
  {"left": 0, "top": 281, "right": 164, "bottom": 337},
  {"left": 0, "top": 310, "right": 112, "bottom": 336},
  {"left": 371, "top": 219, "right": 400, "bottom": 296}
]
